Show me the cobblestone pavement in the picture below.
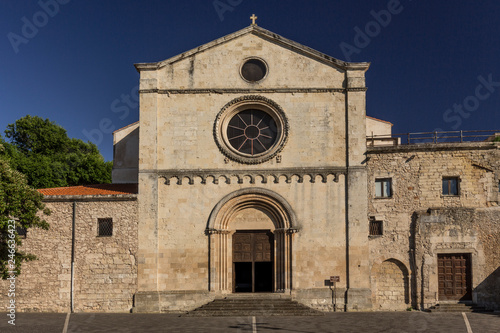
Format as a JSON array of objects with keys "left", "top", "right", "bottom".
[{"left": 0, "top": 312, "right": 499, "bottom": 333}]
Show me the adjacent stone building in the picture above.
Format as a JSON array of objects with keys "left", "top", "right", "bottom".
[
  {"left": 1, "top": 24, "right": 498, "bottom": 313},
  {"left": 367, "top": 142, "right": 500, "bottom": 311},
  {"left": 0, "top": 184, "right": 138, "bottom": 312}
]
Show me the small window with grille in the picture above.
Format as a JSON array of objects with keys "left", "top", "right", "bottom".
[
  {"left": 97, "top": 218, "right": 113, "bottom": 237},
  {"left": 369, "top": 219, "right": 383, "bottom": 236},
  {"left": 16, "top": 226, "right": 27, "bottom": 238}
]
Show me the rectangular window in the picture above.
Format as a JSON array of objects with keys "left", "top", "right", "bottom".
[
  {"left": 442, "top": 177, "right": 459, "bottom": 196},
  {"left": 369, "top": 220, "right": 383, "bottom": 236},
  {"left": 98, "top": 218, "right": 113, "bottom": 237},
  {"left": 375, "top": 178, "right": 392, "bottom": 198}
]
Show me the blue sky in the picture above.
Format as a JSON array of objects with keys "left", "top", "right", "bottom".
[{"left": 1, "top": 0, "right": 499, "bottom": 161}]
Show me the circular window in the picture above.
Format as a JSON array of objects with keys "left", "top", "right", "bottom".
[
  {"left": 214, "top": 96, "right": 288, "bottom": 164},
  {"left": 227, "top": 109, "right": 278, "bottom": 155},
  {"left": 241, "top": 58, "right": 268, "bottom": 82}
]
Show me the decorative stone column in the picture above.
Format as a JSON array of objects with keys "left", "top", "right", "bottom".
[{"left": 206, "top": 228, "right": 231, "bottom": 292}]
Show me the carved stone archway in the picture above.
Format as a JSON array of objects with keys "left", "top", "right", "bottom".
[{"left": 206, "top": 188, "right": 297, "bottom": 293}]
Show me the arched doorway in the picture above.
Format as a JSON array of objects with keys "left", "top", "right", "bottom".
[{"left": 206, "top": 188, "right": 297, "bottom": 293}]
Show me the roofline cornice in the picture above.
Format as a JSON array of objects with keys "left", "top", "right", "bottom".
[{"left": 366, "top": 142, "right": 499, "bottom": 154}]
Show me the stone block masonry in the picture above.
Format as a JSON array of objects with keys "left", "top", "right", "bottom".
[
  {"left": 0, "top": 195, "right": 138, "bottom": 313},
  {"left": 367, "top": 142, "right": 500, "bottom": 310}
]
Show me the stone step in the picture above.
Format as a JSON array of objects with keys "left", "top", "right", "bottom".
[
  {"left": 199, "top": 304, "right": 310, "bottom": 308},
  {"left": 196, "top": 307, "right": 315, "bottom": 312},
  {"left": 185, "top": 311, "right": 321, "bottom": 317},
  {"left": 183, "top": 297, "right": 323, "bottom": 317},
  {"left": 222, "top": 293, "right": 291, "bottom": 298},
  {"left": 203, "top": 301, "right": 298, "bottom": 306},
  {"left": 203, "top": 304, "right": 299, "bottom": 308},
  {"left": 187, "top": 307, "right": 322, "bottom": 314},
  {"left": 428, "top": 303, "right": 493, "bottom": 313},
  {"left": 212, "top": 298, "right": 292, "bottom": 301},
  {"left": 429, "top": 306, "right": 471, "bottom": 312}
]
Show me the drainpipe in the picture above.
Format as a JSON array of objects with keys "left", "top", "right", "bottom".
[
  {"left": 344, "top": 78, "right": 350, "bottom": 312},
  {"left": 70, "top": 201, "right": 76, "bottom": 313}
]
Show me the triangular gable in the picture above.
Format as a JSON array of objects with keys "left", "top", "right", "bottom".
[{"left": 135, "top": 25, "right": 369, "bottom": 72}]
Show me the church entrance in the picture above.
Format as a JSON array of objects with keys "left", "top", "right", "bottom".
[
  {"left": 207, "top": 189, "right": 295, "bottom": 293},
  {"left": 233, "top": 230, "right": 274, "bottom": 293}
]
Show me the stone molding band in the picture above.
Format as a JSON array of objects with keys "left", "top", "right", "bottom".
[
  {"left": 205, "top": 229, "right": 231, "bottom": 235},
  {"left": 274, "top": 228, "right": 299, "bottom": 234},
  {"left": 205, "top": 228, "right": 298, "bottom": 235},
  {"left": 138, "top": 88, "right": 367, "bottom": 95},
  {"left": 153, "top": 167, "right": 347, "bottom": 185}
]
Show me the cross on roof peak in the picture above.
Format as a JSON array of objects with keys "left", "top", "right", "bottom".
[{"left": 250, "top": 14, "right": 258, "bottom": 25}]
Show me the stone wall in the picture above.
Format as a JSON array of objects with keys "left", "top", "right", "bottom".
[
  {"left": 366, "top": 117, "right": 392, "bottom": 137},
  {"left": 372, "top": 259, "right": 409, "bottom": 311},
  {"left": 112, "top": 122, "right": 139, "bottom": 184},
  {"left": 474, "top": 207, "right": 500, "bottom": 308},
  {"left": 367, "top": 142, "right": 500, "bottom": 310},
  {"left": 154, "top": 177, "right": 348, "bottom": 291},
  {"left": 414, "top": 207, "right": 500, "bottom": 310},
  {"left": 0, "top": 196, "right": 138, "bottom": 313},
  {"left": 0, "top": 202, "right": 72, "bottom": 312}
]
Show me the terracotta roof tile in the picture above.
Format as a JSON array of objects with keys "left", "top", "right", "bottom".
[{"left": 37, "top": 184, "right": 138, "bottom": 196}]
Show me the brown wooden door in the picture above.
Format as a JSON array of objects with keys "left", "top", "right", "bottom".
[
  {"left": 233, "top": 230, "right": 273, "bottom": 292},
  {"left": 233, "top": 233, "right": 252, "bottom": 262},
  {"left": 438, "top": 254, "right": 472, "bottom": 301},
  {"left": 254, "top": 232, "right": 272, "bottom": 262}
]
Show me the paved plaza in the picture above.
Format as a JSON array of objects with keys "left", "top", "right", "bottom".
[{"left": 0, "top": 312, "right": 499, "bottom": 333}]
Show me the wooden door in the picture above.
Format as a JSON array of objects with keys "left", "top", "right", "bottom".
[
  {"left": 253, "top": 232, "right": 272, "bottom": 262},
  {"left": 438, "top": 254, "right": 471, "bottom": 301},
  {"left": 233, "top": 233, "right": 252, "bottom": 262},
  {"left": 233, "top": 230, "right": 273, "bottom": 292}
]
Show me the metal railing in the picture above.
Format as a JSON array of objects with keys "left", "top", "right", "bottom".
[{"left": 367, "top": 130, "right": 500, "bottom": 146}]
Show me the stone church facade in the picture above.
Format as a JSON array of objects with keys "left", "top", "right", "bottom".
[{"left": 1, "top": 24, "right": 499, "bottom": 313}]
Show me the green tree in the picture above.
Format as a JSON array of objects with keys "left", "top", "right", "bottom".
[
  {"left": 3, "top": 115, "right": 112, "bottom": 189},
  {"left": 0, "top": 143, "right": 49, "bottom": 279}
]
